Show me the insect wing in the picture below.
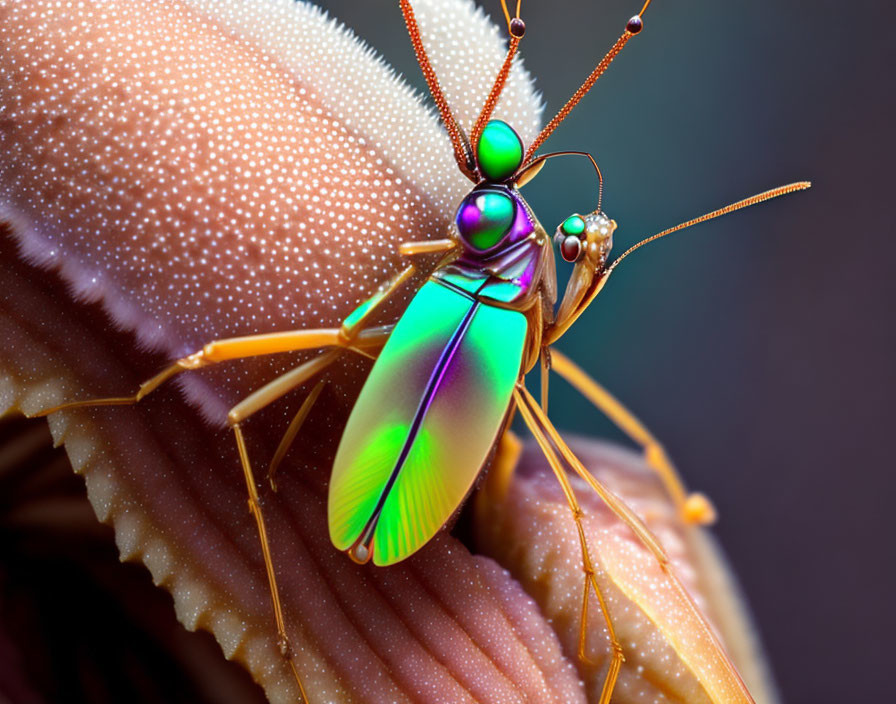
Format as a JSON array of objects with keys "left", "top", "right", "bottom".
[{"left": 329, "top": 280, "right": 527, "bottom": 565}]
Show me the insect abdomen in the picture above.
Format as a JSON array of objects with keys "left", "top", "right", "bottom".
[{"left": 328, "top": 279, "right": 526, "bottom": 565}]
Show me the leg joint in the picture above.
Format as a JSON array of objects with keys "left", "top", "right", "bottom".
[
  {"left": 336, "top": 325, "right": 353, "bottom": 345},
  {"left": 182, "top": 349, "right": 210, "bottom": 369}
]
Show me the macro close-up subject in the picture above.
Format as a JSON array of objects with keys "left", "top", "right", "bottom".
[{"left": 1, "top": 1, "right": 891, "bottom": 703}]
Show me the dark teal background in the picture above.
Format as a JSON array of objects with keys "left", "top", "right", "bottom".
[{"left": 317, "top": 2, "right": 894, "bottom": 702}]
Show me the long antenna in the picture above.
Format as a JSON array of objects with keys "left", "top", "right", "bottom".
[
  {"left": 470, "top": 1, "right": 527, "bottom": 152},
  {"left": 399, "top": 0, "right": 476, "bottom": 180},
  {"left": 524, "top": 0, "right": 654, "bottom": 162},
  {"left": 516, "top": 150, "right": 604, "bottom": 212},
  {"left": 606, "top": 181, "right": 812, "bottom": 275}
]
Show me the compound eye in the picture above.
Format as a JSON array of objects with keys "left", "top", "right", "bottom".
[
  {"left": 554, "top": 212, "right": 615, "bottom": 263},
  {"left": 559, "top": 236, "right": 583, "bottom": 262},
  {"left": 560, "top": 215, "right": 585, "bottom": 237},
  {"left": 554, "top": 214, "right": 586, "bottom": 262}
]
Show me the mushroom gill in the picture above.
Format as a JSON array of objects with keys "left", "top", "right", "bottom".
[{"left": 0, "top": 0, "right": 775, "bottom": 702}]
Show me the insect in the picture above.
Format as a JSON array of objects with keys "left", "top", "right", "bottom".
[{"left": 30, "top": 0, "right": 810, "bottom": 701}]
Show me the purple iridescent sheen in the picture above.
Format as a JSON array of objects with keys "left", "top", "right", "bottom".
[
  {"left": 437, "top": 235, "right": 545, "bottom": 307},
  {"left": 507, "top": 189, "right": 535, "bottom": 244},
  {"left": 455, "top": 185, "right": 534, "bottom": 254},
  {"left": 457, "top": 199, "right": 487, "bottom": 235}
]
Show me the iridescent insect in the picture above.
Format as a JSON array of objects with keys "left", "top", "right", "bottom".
[{"left": 36, "top": 0, "right": 809, "bottom": 701}]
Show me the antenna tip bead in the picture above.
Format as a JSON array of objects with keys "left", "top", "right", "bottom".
[
  {"left": 509, "top": 17, "right": 526, "bottom": 38},
  {"left": 626, "top": 15, "right": 643, "bottom": 34}
]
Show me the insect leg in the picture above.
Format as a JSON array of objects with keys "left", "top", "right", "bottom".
[
  {"left": 515, "top": 383, "right": 755, "bottom": 701},
  {"left": 227, "top": 350, "right": 341, "bottom": 427},
  {"left": 549, "top": 348, "right": 716, "bottom": 525},
  {"left": 266, "top": 325, "right": 393, "bottom": 490},
  {"left": 266, "top": 380, "right": 325, "bottom": 492},
  {"left": 224, "top": 319, "right": 398, "bottom": 698},
  {"left": 33, "top": 266, "right": 414, "bottom": 417},
  {"left": 513, "top": 384, "right": 624, "bottom": 703},
  {"left": 398, "top": 239, "right": 455, "bottom": 256},
  {"left": 476, "top": 428, "right": 523, "bottom": 517},
  {"left": 227, "top": 348, "right": 347, "bottom": 703},
  {"left": 233, "top": 422, "right": 310, "bottom": 703},
  {"left": 540, "top": 349, "right": 550, "bottom": 414},
  {"left": 28, "top": 327, "right": 347, "bottom": 417}
]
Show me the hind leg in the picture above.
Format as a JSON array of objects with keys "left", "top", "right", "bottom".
[
  {"left": 31, "top": 262, "right": 413, "bottom": 702},
  {"left": 266, "top": 380, "right": 326, "bottom": 492},
  {"left": 549, "top": 348, "right": 715, "bottom": 525},
  {"left": 513, "top": 385, "right": 624, "bottom": 704},
  {"left": 229, "top": 360, "right": 340, "bottom": 703},
  {"left": 514, "top": 383, "right": 754, "bottom": 701},
  {"left": 223, "top": 331, "right": 381, "bottom": 700}
]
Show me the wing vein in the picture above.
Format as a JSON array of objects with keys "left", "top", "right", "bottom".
[{"left": 358, "top": 295, "right": 480, "bottom": 546}]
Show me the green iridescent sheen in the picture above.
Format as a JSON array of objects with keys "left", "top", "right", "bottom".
[
  {"left": 342, "top": 293, "right": 377, "bottom": 331},
  {"left": 372, "top": 299, "right": 524, "bottom": 564},
  {"left": 468, "top": 191, "right": 514, "bottom": 250},
  {"left": 328, "top": 280, "right": 527, "bottom": 565},
  {"left": 562, "top": 215, "right": 585, "bottom": 236},
  {"left": 477, "top": 120, "right": 523, "bottom": 182},
  {"left": 438, "top": 269, "right": 488, "bottom": 295},
  {"left": 477, "top": 279, "right": 523, "bottom": 304},
  {"left": 329, "top": 281, "right": 467, "bottom": 557}
]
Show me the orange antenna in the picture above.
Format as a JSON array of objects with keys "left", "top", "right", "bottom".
[
  {"left": 524, "top": 0, "right": 654, "bottom": 162},
  {"left": 399, "top": 0, "right": 476, "bottom": 180},
  {"left": 606, "top": 182, "right": 812, "bottom": 275},
  {"left": 470, "top": 1, "right": 527, "bottom": 155},
  {"left": 499, "top": 0, "right": 522, "bottom": 29}
]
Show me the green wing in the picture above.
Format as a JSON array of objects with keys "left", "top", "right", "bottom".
[{"left": 328, "top": 280, "right": 527, "bottom": 565}]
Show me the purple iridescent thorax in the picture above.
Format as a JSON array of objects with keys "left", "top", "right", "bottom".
[
  {"left": 437, "top": 186, "right": 546, "bottom": 308},
  {"left": 455, "top": 185, "right": 534, "bottom": 255}
]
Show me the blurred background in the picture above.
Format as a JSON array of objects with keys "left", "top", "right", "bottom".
[
  {"left": 1, "top": 1, "right": 892, "bottom": 703},
  {"left": 317, "top": 0, "right": 893, "bottom": 702}
]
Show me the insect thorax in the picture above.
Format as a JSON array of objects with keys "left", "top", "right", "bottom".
[{"left": 439, "top": 182, "right": 552, "bottom": 311}]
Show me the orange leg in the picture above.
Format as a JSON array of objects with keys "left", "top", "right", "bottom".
[
  {"left": 224, "top": 322, "right": 399, "bottom": 700},
  {"left": 30, "top": 263, "right": 415, "bottom": 704},
  {"left": 228, "top": 353, "right": 340, "bottom": 702},
  {"left": 513, "top": 384, "right": 624, "bottom": 704},
  {"left": 31, "top": 327, "right": 349, "bottom": 417},
  {"left": 267, "top": 380, "right": 326, "bottom": 492},
  {"left": 549, "top": 348, "right": 716, "bottom": 525},
  {"left": 515, "top": 383, "right": 750, "bottom": 702},
  {"left": 398, "top": 238, "right": 455, "bottom": 256},
  {"left": 33, "top": 265, "right": 414, "bottom": 419},
  {"left": 232, "top": 423, "right": 310, "bottom": 702},
  {"left": 265, "top": 325, "right": 392, "bottom": 491}
]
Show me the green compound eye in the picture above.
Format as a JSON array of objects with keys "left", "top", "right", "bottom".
[
  {"left": 561, "top": 215, "right": 585, "bottom": 236},
  {"left": 476, "top": 120, "right": 524, "bottom": 182}
]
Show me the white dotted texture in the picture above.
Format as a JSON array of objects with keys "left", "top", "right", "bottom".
[
  {"left": 0, "top": 0, "right": 543, "bottom": 417},
  {"left": 410, "top": 0, "right": 543, "bottom": 146},
  {"left": 194, "top": 0, "right": 544, "bottom": 189}
]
